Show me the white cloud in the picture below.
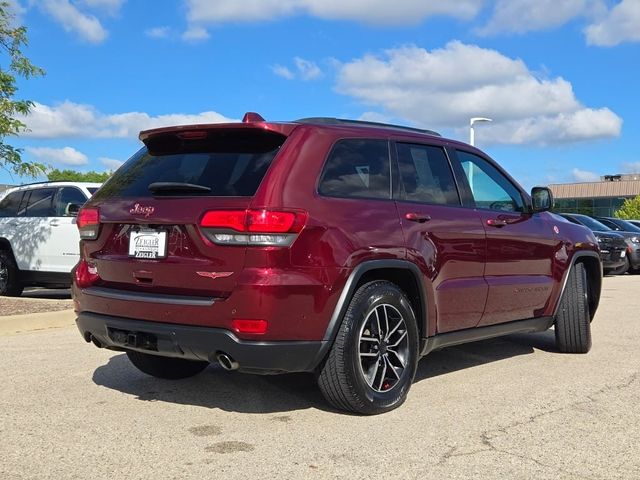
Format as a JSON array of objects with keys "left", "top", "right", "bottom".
[
  {"left": 79, "top": 0, "right": 125, "bottom": 14},
  {"left": 99, "top": 157, "right": 124, "bottom": 170},
  {"left": 294, "top": 57, "right": 321, "bottom": 80},
  {"left": 358, "top": 111, "right": 393, "bottom": 123},
  {"left": 145, "top": 26, "right": 170, "bottom": 38},
  {"left": 19, "top": 101, "right": 236, "bottom": 139},
  {"left": 184, "top": 0, "right": 484, "bottom": 26},
  {"left": 572, "top": 168, "right": 600, "bottom": 182},
  {"left": 585, "top": 0, "right": 640, "bottom": 46},
  {"left": 336, "top": 41, "right": 622, "bottom": 145},
  {"left": 272, "top": 57, "right": 321, "bottom": 80},
  {"left": 182, "top": 25, "right": 210, "bottom": 42},
  {"left": 26, "top": 146, "right": 89, "bottom": 166},
  {"left": 478, "top": 108, "right": 621, "bottom": 145},
  {"left": 478, "top": 0, "right": 604, "bottom": 35},
  {"left": 40, "top": 0, "right": 108, "bottom": 43},
  {"left": 272, "top": 65, "right": 295, "bottom": 80}
]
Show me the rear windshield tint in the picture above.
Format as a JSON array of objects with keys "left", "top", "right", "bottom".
[{"left": 93, "top": 129, "right": 286, "bottom": 199}]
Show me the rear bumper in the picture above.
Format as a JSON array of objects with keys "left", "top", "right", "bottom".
[{"left": 76, "top": 312, "right": 326, "bottom": 374}]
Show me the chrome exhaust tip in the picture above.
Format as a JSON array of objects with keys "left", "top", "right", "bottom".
[{"left": 217, "top": 353, "right": 239, "bottom": 371}]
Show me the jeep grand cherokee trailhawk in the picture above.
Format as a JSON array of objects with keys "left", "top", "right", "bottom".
[{"left": 74, "top": 113, "right": 602, "bottom": 414}]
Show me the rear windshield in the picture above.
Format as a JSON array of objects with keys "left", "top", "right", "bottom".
[{"left": 93, "top": 129, "right": 286, "bottom": 199}]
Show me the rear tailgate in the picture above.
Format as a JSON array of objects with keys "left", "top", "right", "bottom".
[
  {"left": 89, "top": 197, "right": 250, "bottom": 297},
  {"left": 82, "top": 126, "right": 291, "bottom": 298}
]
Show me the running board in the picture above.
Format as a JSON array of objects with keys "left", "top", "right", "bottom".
[{"left": 420, "top": 316, "right": 554, "bottom": 356}]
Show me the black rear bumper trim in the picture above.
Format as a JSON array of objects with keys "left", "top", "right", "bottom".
[
  {"left": 76, "top": 312, "right": 326, "bottom": 374},
  {"left": 84, "top": 287, "right": 218, "bottom": 306}
]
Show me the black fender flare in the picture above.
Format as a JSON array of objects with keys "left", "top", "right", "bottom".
[
  {"left": 311, "top": 259, "right": 428, "bottom": 369},
  {"left": 553, "top": 250, "right": 602, "bottom": 319}
]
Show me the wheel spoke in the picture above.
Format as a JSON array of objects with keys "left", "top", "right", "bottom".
[
  {"left": 359, "top": 352, "right": 377, "bottom": 358},
  {"left": 374, "top": 308, "right": 382, "bottom": 339},
  {"left": 360, "top": 336, "right": 378, "bottom": 343},
  {"left": 386, "top": 348, "right": 406, "bottom": 368},
  {"left": 385, "top": 316, "right": 403, "bottom": 342},
  {"left": 382, "top": 305, "right": 390, "bottom": 339},
  {"left": 367, "top": 357, "right": 380, "bottom": 386},
  {"left": 376, "top": 358, "right": 387, "bottom": 391},
  {"left": 384, "top": 355, "right": 401, "bottom": 380},
  {"left": 388, "top": 330, "right": 407, "bottom": 348}
]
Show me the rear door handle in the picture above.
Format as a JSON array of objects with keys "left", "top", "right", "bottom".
[
  {"left": 405, "top": 213, "right": 431, "bottom": 223},
  {"left": 486, "top": 218, "right": 508, "bottom": 228},
  {"left": 49, "top": 219, "right": 61, "bottom": 227}
]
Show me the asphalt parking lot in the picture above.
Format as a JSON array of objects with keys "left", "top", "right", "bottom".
[{"left": 1, "top": 277, "right": 638, "bottom": 480}]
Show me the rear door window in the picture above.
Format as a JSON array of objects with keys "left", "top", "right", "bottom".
[
  {"left": 318, "top": 139, "right": 391, "bottom": 199},
  {"left": 396, "top": 143, "right": 460, "bottom": 205},
  {"left": 22, "top": 188, "right": 56, "bottom": 217}
]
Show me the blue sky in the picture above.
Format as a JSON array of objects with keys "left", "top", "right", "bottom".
[{"left": 4, "top": 0, "right": 640, "bottom": 189}]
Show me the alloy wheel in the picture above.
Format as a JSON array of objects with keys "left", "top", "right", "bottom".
[{"left": 358, "top": 303, "right": 410, "bottom": 392}]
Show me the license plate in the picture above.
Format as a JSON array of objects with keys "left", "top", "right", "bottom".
[
  {"left": 621, "top": 250, "right": 626, "bottom": 258},
  {"left": 129, "top": 229, "right": 167, "bottom": 259}
]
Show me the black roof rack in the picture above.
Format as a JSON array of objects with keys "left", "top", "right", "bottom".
[
  {"left": 294, "top": 117, "right": 441, "bottom": 137},
  {"left": 11, "top": 180, "right": 93, "bottom": 188}
]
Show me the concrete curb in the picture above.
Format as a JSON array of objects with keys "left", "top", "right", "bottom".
[{"left": 0, "top": 309, "right": 76, "bottom": 336}]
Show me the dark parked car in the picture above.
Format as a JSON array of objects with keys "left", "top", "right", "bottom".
[
  {"left": 557, "top": 213, "right": 627, "bottom": 275},
  {"left": 73, "top": 113, "right": 602, "bottom": 414},
  {"left": 628, "top": 220, "right": 640, "bottom": 229},
  {"left": 592, "top": 216, "right": 640, "bottom": 274}
]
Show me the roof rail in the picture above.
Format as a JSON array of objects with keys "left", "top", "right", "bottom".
[
  {"left": 12, "top": 180, "right": 88, "bottom": 188},
  {"left": 294, "top": 117, "right": 441, "bottom": 137}
]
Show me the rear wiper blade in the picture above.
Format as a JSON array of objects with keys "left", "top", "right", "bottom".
[{"left": 148, "top": 182, "right": 211, "bottom": 193}]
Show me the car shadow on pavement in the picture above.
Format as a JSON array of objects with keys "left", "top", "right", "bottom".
[
  {"left": 22, "top": 288, "right": 71, "bottom": 300},
  {"left": 93, "top": 354, "right": 328, "bottom": 414},
  {"left": 92, "top": 330, "right": 560, "bottom": 414},
  {"left": 413, "top": 330, "right": 557, "bottom": 382}
]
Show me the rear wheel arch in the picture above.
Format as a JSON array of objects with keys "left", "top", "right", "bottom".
[
  {"left": 0, "top": 242, "right": 23, "bottom": 296},
  {"left": 322, "top": 260, "right": 428, "bottom": 345},
  {"left": 0, "top": 238, "right": 14, "bottom": 255}
]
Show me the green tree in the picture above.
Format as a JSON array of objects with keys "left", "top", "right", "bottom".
[
  {"left": 614, "top": 196, "right": 640, "bottom": 220},
  {"left": 46, "top": 168, "right": 111, "bottom": 183},
  {"left": 0, "top": 2, "right": 45, "bottom": 177}
]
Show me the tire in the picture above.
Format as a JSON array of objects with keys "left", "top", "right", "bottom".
[
  {"left": 554, "top": 262, "right": 591, "bottom": 353},
  {"left": 610, "top": 256, "right": 629, "bottom": 275},
  {"left": 317, "top": 280, "right": 419, "bottom": 415},
  {"left": 126, "top": 351, "right": 209, "bottom": 379},
  {"left": 0, "top": 249, "right": 24, "bottom": 297}
]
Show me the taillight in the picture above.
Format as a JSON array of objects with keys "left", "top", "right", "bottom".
[
  {"left": 77, "top": 207, "right": 100, "bottom": 240},
  {"left": 74, "top": 259, "right": 100, "bottom": 288},
  {"left": 200, "top": 209, "right": 307, "bottom": 247}
]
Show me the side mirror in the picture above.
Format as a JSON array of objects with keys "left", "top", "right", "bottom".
[
  {"left": 66, "top": 202, "right": 82, "bottom": 217},
  {"left": 531, "top": 187, "right": 554, "bottom": 213}
]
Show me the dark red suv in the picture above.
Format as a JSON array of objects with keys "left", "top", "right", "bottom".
[{"left": 74, "top": 114, "right": 602, "bottom": 414}]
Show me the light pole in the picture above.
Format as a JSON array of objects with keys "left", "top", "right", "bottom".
[{"left": 469, "top": 117, "right": 492, "bottom": 146}]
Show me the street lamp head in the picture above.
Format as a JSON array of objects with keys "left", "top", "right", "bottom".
[
  {"left": 469, "top": 117, "right": 493, "bottom": 146},
  {"left": 470, "top": 117, "right": 493, "bottom": 126}
]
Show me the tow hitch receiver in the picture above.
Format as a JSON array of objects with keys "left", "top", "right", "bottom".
[{"left": 108, "top": 328, "right": 158, "bottom": 351}]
